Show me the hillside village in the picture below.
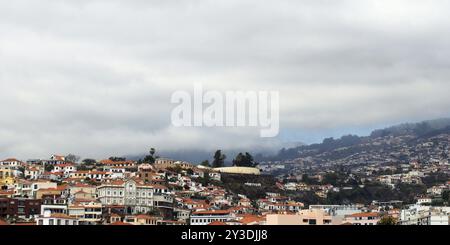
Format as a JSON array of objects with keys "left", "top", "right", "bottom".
[{"left": 1, "top": 146, "right": 449, "bottom": 225}]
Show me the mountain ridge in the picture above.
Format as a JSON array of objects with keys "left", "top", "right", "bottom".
[{"left": 263, "top": 118, "right": 450, "bottom": 162}]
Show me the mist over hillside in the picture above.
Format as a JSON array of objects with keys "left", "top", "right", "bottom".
[
  {"left": 264, "top": 118, "right": 450, "bottom": 162},
  {"left": 126, "top": 119, "right": 450, "bottom": 164},
  {"left": 127, "top": 141, "right": 304, "bottom": 164}
]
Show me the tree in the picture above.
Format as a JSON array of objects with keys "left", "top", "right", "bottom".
[
  {"left": 322, "top": 173, "right": 339, "bottom": 186},
  {"left": 232, "top": 153, "right": 245, "bottom": 167},
  {"left": 45, "top": 164, "right": 54, "bottom": 172},
  {"left": 301, "top": 173, "right": 320, "bottom": 185},
  {"left": 65, "top": 154, "right": 80, "bottom": 163},
  {"left": 82, "top": 159, "right": 97, "bottom": 165},
  {"left": 200, "top": 160, "right": 210, "bottom": 167},
  {"left": 143, "top": 147, "right": 158, "bottom": 164},
  {"left": 442, "top": 190, "right": 450, "bottom": 203},
  {"left": 168, "top": 165, "right": 182, "bottom": 174},
  {"left": 377, "top": 216, "right": 398, "bottom": 225},
  {"left": 200, "top": 171, "right": 211, "bottom": 186},
  {"left": 109, "top": 157, "right": 126, "bottom": 162},
  {"left": 232, "top": 152, "right": 258, "bottom": 167},
  {"left": 212, "top": 150, "right": 226, "bottom": 168},
  {"left": 17, "top": 167, "right": 25, "bottom": 176}
]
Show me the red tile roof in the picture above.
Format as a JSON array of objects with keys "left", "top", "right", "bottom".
[
  {"left": 208, "top": 221, "right": 227, "bottom": 225},
  {"left": 193, "top": 210, "right": 231, "bottom": 215},
  {"left": 348, "top": 212, "right": 380, "bottom": 218},
  {"left": 110, "top": 221, "right": 133, "bottom": 226}
]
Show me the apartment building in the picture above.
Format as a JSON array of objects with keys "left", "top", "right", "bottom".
[
  {"left": 96, "top": 179, "right": 173, "bottom": 215},
  {"left": 265, "top": 209, "right": 338, "bottom": 225},
  {"left": 343, "top": 212, "right": 380, "bottom": 225}
]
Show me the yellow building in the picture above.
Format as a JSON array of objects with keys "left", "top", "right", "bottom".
[
  {"left": 214, "top": 166, "right": 260, "bottom": 175},
  {"left": 0, "top": 168, "right": 15, "bottom": 185}
]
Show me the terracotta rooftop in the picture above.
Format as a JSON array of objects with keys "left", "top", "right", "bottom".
[
  {"left": 208, "top": 221, "right": 227, "bottom": 226},
  {"left": 110, "top": 221, "right": 133, "bottom": 226}
]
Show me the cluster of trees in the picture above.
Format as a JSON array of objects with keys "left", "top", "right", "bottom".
[
  {"left": 65, "top": 154, "right": 80, "bottom": 163},
  {"left": 232, "top": 152, "right": 258, "bottom": 167},
  {"left": 377, "top": 216, "right": 398, "bottom": 225},
  {"left": 421, "top": 172, "right": 449, "bottom": 188},
  {"left": 325, "top": 182, "right": 427, "bottom": 205},
  {"left": 219, "top": 173, "right": 279, "bottom": 200},
  {"left": 201, "top": 150, "right": 259, "bottom": 168}
]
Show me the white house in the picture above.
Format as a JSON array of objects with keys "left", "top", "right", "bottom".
[
  {"left": 36, "top": 210, "right": 79, "bottom": 225},
  {"left": 53, "top": 163, "right": 77, "bottom": 176},
  {"left": 24, "top": 166, "right": 43, "bottom": 180},
  {"left": 190, "top": 210, "right": 234, "bottom": 225}
]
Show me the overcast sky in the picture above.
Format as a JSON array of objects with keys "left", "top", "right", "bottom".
[{"left": 1, "top": 0, "right": 450, "bottom": 160}]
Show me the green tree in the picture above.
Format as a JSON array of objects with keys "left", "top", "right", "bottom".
[
  {"left": 82, "top": 159, "right": 97, "bottom": 165},
  {"left": 377, "top": 216, "right": 398, "bottom": 225},
  {"left": 212, "top": 150, "right": 226, "bottom": 168},
  {"left": 200, "top": 160, "right": 210, "bottom": 167},
  {"left": 17, "top": 167, "right": 25, "bottom": 176},
  {"left": 442, "top": 190, "right": 450, "bottom": 204},
  {"left": 65, "top": 154, "right": 80, "bottom": 163},
  {"left": 232, "top": 152, "right": 258, "bottom": 167},
  {"left": 44, "top": 164, "right": 54, "bottom": 172},
  {"left": 322, "top": 173, "right": 339, "bottom": 186},
  {"left": 168, "top": 165, "right": 182, "bottom": 174},
  {"left": 200, "top": 171, "right": 211, "bottom": 186},
  {"left": 143, "top": 147, "right": 158, "bottom": 164}
]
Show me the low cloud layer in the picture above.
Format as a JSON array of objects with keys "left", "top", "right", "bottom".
[{"left": 1, "top": 0, "right": 450, "bottom": 159}]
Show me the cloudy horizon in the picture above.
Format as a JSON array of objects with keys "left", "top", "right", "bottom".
[{"left": 1, "top": 0, "right": 450, "bottom": 160}]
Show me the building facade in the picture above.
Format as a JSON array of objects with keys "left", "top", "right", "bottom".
[{"left": 96, "top": 179, "right": 173, "bottom": 215}]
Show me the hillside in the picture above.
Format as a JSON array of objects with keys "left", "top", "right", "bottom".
[{"left": 263, "top": 118, "right": 450, "bottom": 166}]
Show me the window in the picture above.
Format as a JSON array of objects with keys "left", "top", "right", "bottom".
[{"left": 49, "top": 219, "right": 54, "bottom": 225}]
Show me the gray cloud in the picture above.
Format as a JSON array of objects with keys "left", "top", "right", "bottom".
[{"left": 1, "top": 0, "right": 450, "bottom": 159}]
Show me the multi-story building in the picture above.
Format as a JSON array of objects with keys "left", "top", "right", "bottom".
[
  {"left": 0, "top": 158, "right": 24, "bottom": 169},
  {"left": 36, "top": 211, "right": 80, "bottom": 225},
  {"left": 68, "top": 201, "right": 103, "bottom": 224},
  {"left": 0, "top": 198, "right": 41, "bottom": 219},
  {"left": 190, "top": 210, "right": 234, "bottom": 225},
  {"left": 53, "top": 164, "right": 77, "bottom": 177},
  {"left": 69, "top": 170, "right": 111, "bottom": 181},
  {"left": 154, "top": 158, "right": 194, "bottom": 170},
  {"left": 40, "top": 194, "right": 69, "bottom": 216},
  {"left": 24, "top": 166, "right": 43, "bottom": 180},
  {"left": 41, "top": 155, "right": 66, "bottom": 166},
  {"left": 401, "top": 205, "right": 450, "bottom": 225},
  {"left": 96, "top": 179, "right": 173, "bottom": 215},
  {"left": 0, "top": 168, "right": 15, "bottom": 185},
  {"left": 343, "top": 212, "right": 380, "bottom": 225},
  {"left": 266, "top": 209, "right": 339, "bottom": 225}
]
